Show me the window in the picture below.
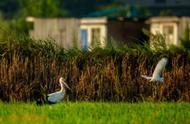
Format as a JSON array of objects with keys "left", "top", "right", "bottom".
[
  {"left": 155, "top": 0, "right": 166, "bottom": 4},
  {"left": 80, "top": 29, "right": 88, "bottom": 50},
  {"left": 91, "top": 28, "right": 101, "bottom": 47},
  {"left": 163, "top": 25, "right": 174, "bottom": 45}
]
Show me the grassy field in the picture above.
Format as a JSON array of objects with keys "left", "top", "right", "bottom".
[{"left": 0, "top": 102, "right": 189, "bottom": 124}]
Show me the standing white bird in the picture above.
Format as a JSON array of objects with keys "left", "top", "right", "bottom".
[
  {"left": 47, "top": 77, "right": 71, "bottom": 104},
  {"left": 141, "top": 57, "right": 168, "bottom": 82}
]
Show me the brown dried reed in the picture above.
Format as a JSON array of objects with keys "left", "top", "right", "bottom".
[{"left": 0, "top": 40, "right": 189, "bottom": 102}]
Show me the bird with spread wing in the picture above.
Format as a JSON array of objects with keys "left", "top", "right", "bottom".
[{"left": 141, "top": 57, "right": 168, "bottom": 82}]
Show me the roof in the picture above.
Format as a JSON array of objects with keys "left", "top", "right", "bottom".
[
  {"left": 147, "top": 16, "right": 190, "bottom": 23},
  {"left": 147, "top": 16, "right": 180, "bottom": 23},
  {"left": 80, "top": 17, "right": 107, "bottom": 24}
]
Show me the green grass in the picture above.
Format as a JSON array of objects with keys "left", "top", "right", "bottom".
[{"left": 0, "top": 102, "right": 189, "bottom": 124}]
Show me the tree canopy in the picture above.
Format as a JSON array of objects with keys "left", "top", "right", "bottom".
[{"left": 0, "top": 0, "right": 115, "bottom": 19}]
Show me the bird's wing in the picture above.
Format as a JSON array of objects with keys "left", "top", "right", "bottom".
[
  {"left": 141, "top": 75, "right": 152, "bottom": 80},
  {"left": 47, "top": 91, "right": 65, "bottom": 103},
  {"left": 152, "top": 58, "right": 168, "bottom": 79},
  {"left": 47, "top": 91, "right": 59, "bottom": 96}
]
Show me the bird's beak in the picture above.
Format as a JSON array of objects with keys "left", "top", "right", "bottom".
[{"left": 64, "top": 82, "right": 72, "bottom": 91}]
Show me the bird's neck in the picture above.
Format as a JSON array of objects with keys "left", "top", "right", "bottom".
[{"left": 60, "top": 82, "right": 65, "bottom": 92}]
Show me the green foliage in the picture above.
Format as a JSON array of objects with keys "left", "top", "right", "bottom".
[
  {"left": 159, "top": 10, "right": 172, "bottom": 16},
  {"left": 0, "top": 0, "right": 20, "bottom": 19},
  {"left": 180, "top": 25, "right": 190, "bottom": 50},
  {"left": 19, "top": 0, "right": 68, "bottom": 17},
  {"left": 0, "top": 18, "right": 12, "bottom": 40},
  {"left": 0, "top": 102, "right": 189, "bottom": 124},
  {"left": 0, "top": 0, "right": 70, "bottom": 34},
  {"left": 142, "top": 28, "right": 168, "bottom": 52},
  {"left": 0, "top": 0, "right": 116, "bottom": 18},
  {"left": 149, "top": 33, "right": 167, "bottom": 51}
]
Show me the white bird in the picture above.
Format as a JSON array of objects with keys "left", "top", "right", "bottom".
[
  {"left": 141, "top": 57, "right": 168, "bottom": 82},
  {"left": 47, "top": 77, "right": 71, "bottom": 104}
]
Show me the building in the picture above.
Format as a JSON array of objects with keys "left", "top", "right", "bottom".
[
  {"left": 147, "top": 16, "right": 190, "bottom": 46},
  {"left": 27, "top": 17, "right": 80, "bottom": 49},
  {"left": 27, "top": 17, "right": 148, "bottom": 49}
]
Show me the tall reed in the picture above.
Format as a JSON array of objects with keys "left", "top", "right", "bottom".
[{"left": 0, "top": 36, "right": 189, "bottom": 102}]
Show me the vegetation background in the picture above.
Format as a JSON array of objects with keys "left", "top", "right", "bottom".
[
  {"left": 0, "top": 1, "right": 189, "bottom": 124},
  {"left": 0, "top": 0, "right": 190, "bottom": 103},
  {"left": 0, "top": 34, "right": 189, "bottom": 102}
]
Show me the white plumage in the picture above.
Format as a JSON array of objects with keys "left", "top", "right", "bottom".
[
  {"left": 47, "top": 91, "right": 65, "bottom": 103},
  {"left": 141, "top": 57, "right": 168, "bottom": 82},
  {"left": 47, "top": 77, "right": 71, "bottom": 104}
]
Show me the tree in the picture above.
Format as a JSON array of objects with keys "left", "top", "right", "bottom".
[
  {"left": 19, "top": 0, "right": 69, "bottom": 17},
  {"left": 0, "top": 0, "right": 20, "bottom": 18},
  {"left": 60, "top": 0, "right": 114, "bottom": 17}
]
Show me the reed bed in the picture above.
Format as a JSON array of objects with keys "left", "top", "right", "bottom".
[{"left": 0, "top": 36, "right": 190, "bottom": 102}]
